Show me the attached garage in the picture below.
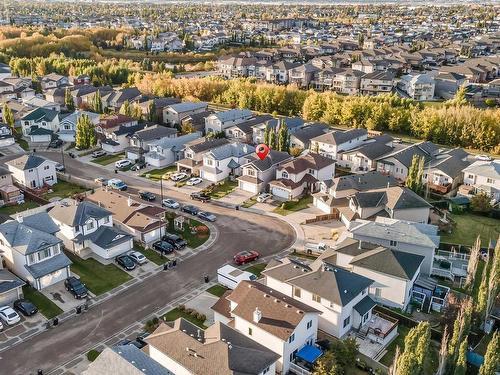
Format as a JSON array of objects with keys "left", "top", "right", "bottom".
[
  {"left": 39, "top": 268, "right": 67, "bottom": 289},
  {"left": 29, "top": 127, "right": 53, "bottom": 143},
  {"left": 25, "top": 253, "right": 72, "bottom": 291},
  {"left": 0, "top": 269, "right": 25, "bottom": 305},
  {"left": 271, "top": 186, "right": 291, "bottom": 200},
  {"left": 239, "top": 180, "right": 258, "bottom": 194}
]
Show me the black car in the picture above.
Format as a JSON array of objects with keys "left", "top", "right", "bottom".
[
  {"left": 135, "top": 331, "right": 151, "bottom": 349},
  {"left": 139, "top": 191, "right": 156, "bottom": 201},
  {"left": 181, "top": 205, "right": 199, "bottom": 216},
  {"left": 48, "top": 139, "right": 63, "bottom": 148},
  {"left": 13, "top": 299, "right": 38, "bottom": 316},
  {"left": 115, "top": 255, "right": 136, "bottom": 271},
  {"left": 190, "top": 192, "right": 211, "bottom": 202},
  {"left": 152, "top": 240, "right": 175, "bottom": 254},
  {"left": 64, "top": 276, "right": 88, "bottom": 299},
  {"left": 131, "top": 161, "right": 146, "bottom": 171},
  {"left": 162, "top": 233, "right": 187, "bottom": 250}
]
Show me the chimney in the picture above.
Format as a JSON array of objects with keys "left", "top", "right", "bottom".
[
  {"left": 253, "top": 307, "right": 262, "bottom": 323},
  {"left": 16, "top": 215, "right": 23, "bottom": 223},
  {"left": 127, "top": 196, "right": 133, "bottom": 207}
]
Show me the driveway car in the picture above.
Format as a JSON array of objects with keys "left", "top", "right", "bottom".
[
  {"left": 256, "top": 193, "right": 272, "bottom": 203},
  {"left": 139, "top": 191, "right": 156, "bottom": 201},
  {"left": 64, "top": 276, "right": 88, "bottom": 299},
  {"left": 128, "top": 251, "right": 147, "bottom": 265},
  {"left": 162, "top": 198, "right": 180, "bottom": 209},
  {"left": 190, "top": 192, "right": 211, "bottom": 202},
  {"left": 13, "top": 299, "right": 38, "bottom": 317},
  {"left": 108, "top": 178, "right": 127, "bottom": 191},
  {"left": 92, "top": 150, "right": 106, "bottom": 158},
  {"left": 233, "top": 250, "right": 260, "bottom": 265},
  {"left": 171, "top": 172, "right": 188, "bottom": 182},
  {"left": 186, "top": 177, "right": 203, "bottom": 186},
  {"left": 115, "top": 159, "right": 133, "bottom": 169},
  {"left": 131, "top": 161, "right": 146, "bottom": 171},
  {"left": 152, "top": 240, "right": 174, "bottom": 254},
  {"left": 55, "top": 163, "right": 65, "bottom": 172},
  {"left": 162, "top": 233, "right": 187, "bottom": 250},
  {"left": 181, "top": 205, "right": 199, "bottom": 216},
  {"left": 0, "top": 306, "right": 20, "bottom": 325},
  {"left": 197, "top": 211, "right": 216, "bottom": 222},
  {"left": 94, "top": 177, "right": 108, "bottom": 186},
  {"left": 116, "top": 255, "right": 136, "bottom": 271},
  {"left": 48, "top": 139, "right": 63, "bottom": 148}
]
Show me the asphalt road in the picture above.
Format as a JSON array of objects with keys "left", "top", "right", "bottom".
[{"left": 2, "top": 152, "right": 296, "bottom": 374}]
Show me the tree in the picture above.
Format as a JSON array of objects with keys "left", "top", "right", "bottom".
[
  {"left": 277, "top": 121, "right": 289, "bottom": 152},
  {"left": 268, "top": 129, "right": 276, "bottom": 150},
  {"left": 181, "top": 121, "right": 195, "bottom": 134},
  {"left": 436, "top": 326, "right": 449, "bottom": 375},
  {"left": 479, "top": 331, "right": 499, "bottom": 375},
  {"left": 3, "top": 103, "right": 15, "bottom": 135},
  {"left": 478, "top": 239, "right": 500, "bottom": 330},
  {"left": 263, "top": 124, "right": 271, "bottom": 146},
  {"left": 447, "top": 85, "right": 468, "bottom": 107},
  {"left": 119, "top": 100, "right": 132, "bottom": 117},
  {"left": 64, "top": 87, "right": 75, "bottom": 111},
  {"left": 92, "top": 90, "right": 103, "bottom": 114},
  {"left": 405, "top": 155, "right": 424, "bottom": 194},
  {"left": 313, "top": 350, "right": 342, "bottom": 375},
  {"left": 464, "top": 236, "right": 481, "bottom": 292},
  {"left": 447, "top": 298, "right": 473, "bottom": 374},
  {"left": 75, "top": 114, "right": 96, "bottom": 150},
  {"left": 132, "top": 103, "right": 143, "bottom": 120},
  {"left": 454, "top": 339, "right": 468, "bottom": 375},
  {"left": 147, "top": 101, "right": 157, "bottom": 123},
  {"left": 471, "top": 192, "right": 492, "bottom": 214},
  {"left": 289, "top": 146, "right": 303, "bottom": 157},
  {"left": 397, "top": 322, "right": 430, "bottom": 375}
]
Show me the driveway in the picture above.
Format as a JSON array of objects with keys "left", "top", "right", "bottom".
[
  {"left": 41, "top": 281, "right": 91, "bottom": 312},
  {"left": 218, "top": 189, "right": 254, "bottom": 205},
  {"left": 184, "top": 291, "right": 220, "bottom": 326}
]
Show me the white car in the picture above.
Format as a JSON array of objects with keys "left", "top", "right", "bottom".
[
  {"left": 162, "top": 198, "right": 180, "bottom": 209},
  {"left": 475, "top": 154, "right": 492, "bottom": 161},
  {"left": 0, "top": 306, "right": 21, "bottom": 325},
  {"left": 186, "top": 177, "right": 203, "bottom": 186},
  {"left": 256, "top": 193, "right": 272, "bottom": 203},
  {"left": 91, "top": 150, "right": 106, "bottom": 158},
  {"left": 115, "top": 159, "right": 133, "bottom": 169},
  {"left": 171, "top": 172, "right": 188, "bottom": 182},
  {"left": 127, "top": 251, "right": 148, "bottom": 265}
]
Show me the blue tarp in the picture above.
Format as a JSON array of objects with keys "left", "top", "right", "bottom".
[{"left": 296, "top": 345, "right": 323, "bottom": 364}]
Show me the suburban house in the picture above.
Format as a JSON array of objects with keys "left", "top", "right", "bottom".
[
  {"left": 144, "top": 318, "right": 280, "bottom": 375},
  {"left": 348, "top": 217, "right": 440, "bottom": 275},
  {"left": 398, "top": 73, "right": 435, "bottom": 100},
  {"left": 6, "top": 154, "right": 58, "bottom": 189},
  {"left": 96, "top": 114, "right": 138, "bottom": 136},
  {"left": 360, "top": 71, "right": 395, "bottom": 96},
  {"left": 180, "top": 110, "right": 215, "bottom": 134},
  {"left": 224, "top": 115, "right": 273, "bottom": 143},
  {"left": 58, "top": 110, "right": 100, "bottom": 143},
  {"left": 252, "top": 117, "right": 305, "bottom": 145},
  {"left": 0, "top": 167, "right": 23, "bottom": 205},
  {"left": 0, "top": 267, "right": 25, "bottom": 306},
  {"left": 176, "top": 137, "right": 230, "bottom": 176},
  {"left": 101, "top": 87, "right": 142, "bottom": 111},
  {"left": 204, "top": 109, "right": 253, "bottom": 134},
  {"left": 310, "top": 128, "right": 368, "bottom": 161},
  {"left": 100, "top": 122, "right": 145, "bottom": 154},
  {"left": 462, "top": 159, "right": 500, "bottom": 201},
  {"left": 0, "top": 122, "right": 14, "bottom": 147},
  {"left": 128, "top": 125, "right": 178, "bottom": 151},
  {"left": 23, "top": 96, "right": 61, "bottom": 112},
  {"left": 145, "top": 132, "right": 201, "bottom": 168},
  {"left": 289, "top": 123, "right": 330, "bottom": 150},
  {"left": 40, "top": 73, "right": 69, "bottom": 91},
  {"left": 200, "top": 142, "right": 255, "bottom": 183},
  {"left": 86, "top": 189, "right": 166, "bottom": 244},
  {"left": 163, "top": 102, "right": 208, "bottom": 126},
  {"left": 269, "top": 153, "right": 335, "bottom": 200},
  {"left": 137, "top": 97, "right": 181, "bottom": 123},
  {"left": 48, "top": 201, "right": 133, "bottom": 260},
  {"left": 238, "top": 150, "right": 293, "bottom": 194},
  {"left": 20, "top": 107, "right": 60, "bottom": 142},
  {"left": 423, "top": 148, "right": 471, "bottom": 195},
  {"left": 211, "top": 280, "right": 320, "bottom": 374},
  {"left": 0, "top": 213, "right": 72, "bottom": 290},
  {"left": 337, "top": 134, "right": 395, "bottom": 172}
]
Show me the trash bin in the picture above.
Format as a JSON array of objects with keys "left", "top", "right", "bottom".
[
  {"left": 76, "top": 306, "right": 82, "bottom": 314},
  {"left": 172, "top": 259, "right": 177, "bottom": 267},
  {"left": 235, "top": 205, "right": 239, "bottom": 211},
  {"left": 53, "top": 317, "right": 59, "bottom": 326},
  {"left": 163, "top": 263, "right": 169, "bottom": 271},
  {"left": 37, "top": 369, "right": 43, "bottom": 375},
  {"left": 114, "top": 169, "right": 118, "bottom": 174},
  {"left": 204, "top": 275, "right": 209, "bottom": 283}
]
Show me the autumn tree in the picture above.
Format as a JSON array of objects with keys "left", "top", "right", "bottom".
[
  {"left": 454, "top": 339, "right": 468, "bottom": 375},
  {"left": 277, "top": 121, "right": 289, "bottom": 152},
  {"left": 479, "top": 331, "right": 499, "bottom": 375},
  {"left": 447, "top": 298, "right": 473, "bottom": 374},
  {"left": 464, "top": 236, "right": 481, "bottom": 292},
  {"left": 436, "top": 326, "right": 449, "bottom": 375},
  {"left": 3, "top": 103, "right": 15, "bottom": 134},
  {"left": 397, "top": 322, "right": 431, "bottom": 375},
  {"left": 92, "top": 90, "right": 103, "bottom": 114},
  {"left": 64, "top": 87, "right": 74, "bottom": 111},
  {"left": 313, "top": 350, "right": 341, "bottom": 375},
  {"left": 147, "top": 101, "right": 157, "bottom": 122},
  {"left": 75, "top": 114, "right": 96, "bottom": 150},
  {"left": 471, "top": 192, "right": 492, "bottom": 214},
  {"left": 119, "top": 100, "right": 132, "bottom": 117}
]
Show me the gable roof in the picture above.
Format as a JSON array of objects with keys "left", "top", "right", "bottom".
[
  {"left": 378, "top": 141, "right": 439, "bottom": 168},
  {"left": 211, "top": 109, "right": 252, "bottom": 123},
  {"left": 330, "top": 171, "right": 399, "bottom": 195},
  {"left": 49, "top": 201, "right": 111, "bottom": 227},
  {"left": 168, "top": 102, "right": 207, "bottom": 113},
  {"left": 187, "top": 137, "right": 230, "bottom": 153},
  {"left": 279, "top": 152, "right": 335, "bottom": 174},
  {"left": 244, "top": 150, "right": 292, "bottom": 172},
  {"left": 311, "top": 128, "right": 367, "bottom": 146},
  {"left": 6, "top": 154, "right": 51, "bottom": 171},
  {"left": 131, "top": 125, "right": 177, "bottom": 142},
  {"left": 0, "top": 269, "right": 25, "bottom": 294},
  {"left": 0, "top": 219, "right": 62, "bottom": 255},
  {"left": 352, "top": 186, "right": 432, "bottom": 210},
  {"left": 21, "top": 107, "right": 59, "bottom": 122},
  {"left": 291, "top": 123, "right": 329, "bottom": 144},
  {"left": 463, "top": 159, "right": 500, "bottom": 180}
]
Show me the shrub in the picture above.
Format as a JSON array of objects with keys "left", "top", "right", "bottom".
[
  {"left": 190, "top": 309, "right": 198, "bottom": 317},
  {"left": 184, "top": 308, "right": 194, "bottom": 315},
  {"left": 178, "top": 304, "right": 185, "bottom": 311},
  {"left": 87, "top": 349, "right": 101, "bottom": 362}
]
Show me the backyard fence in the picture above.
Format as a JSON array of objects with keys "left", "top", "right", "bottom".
[{"left": 303, "top": 211, "right": 339, "bottom": 224}]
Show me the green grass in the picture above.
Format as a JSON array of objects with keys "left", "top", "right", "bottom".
[
  {"left": 44, "top": 180, "right": 87, "bottom": 200},
  {"left": 162, "top": 307, "right": 207, "bottom": 329},
  {"left": 273, "top": 195, "right": 313, "bottom": 216},
  {"left": 134, "top": 242, "right": 168, "bottom": 266},
  {"left": 22, "top": 285, "right": 63, "bottom": 319},
  {"left": 244, "top": 263, "right": 267, "bottom": 277},
  {"left": 16, "top": 138, "right": 29, "bottom": 151},
  {"left": 241, "top": 196, "right": 257, "bottom": 208},
  {"left": 142, "top": 166, "right": 177, "bottom": 181},
  {"left": 475, "top": 332, "right": 492, "bottom": 356},
  {"left": 166, "top": 215, "right": 210, "bottom": 248},
  {"left": 91, "top": 153, "right": 125, "bottom": 166},
  {"left": 65, "top": 251, "right": 132, "bottom": 295},
  {"left": 0, "top": 200, "right": 40, "bottom": 215},
  {"left": 206, "top": 284, "right": 228, "bottom": 297},
  {"left": 441, "top": 213, "right": 500, "bottom": 247},
  {"left": 205, "top": 179, "right": 238, "bottom": 199}
]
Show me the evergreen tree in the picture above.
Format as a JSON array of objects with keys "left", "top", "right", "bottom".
[
  {"left": 263, "top": 124, "right": 271, "bottom": 146},
  {"left": 147, "top": 101, "right": 157, "bottom": 123},
  {"left": 397, "top": 322, "right": 430, "bottom": 375},
  {"left": 312, "top": 351, "right": 342, "bottom": 375},
  {"left": 268, "top": 129, "right": 276, "bottom": 150},
  {"left": 277, "top": 121, "right": 289, "bottom": 152},
  {"left": 93, "top": 90, "right": 103, "bottom": 114},
  {"left": 479, "top": 331, "right": 499, "bottom": 375},
  {"left": 64, "top": 87, "right": 75, "bottom": 111},
  {"left": 454, "top": 339, "right": 468, "bottom": 375},
  {"left": 132, "top": 103, "right": 143, "bottom": 120},
  {"left": 75, "top": 114, "right": 95, "bottom": 150},
  {"left": 415, "top": 322, "right": 431, "bottom": 373},
  {"left": 406, "top": 155, "right": 424, "bottom": 194},
  {"left": 3, "top": 103, "right": 15, "bottom": 134},
  {"left": 119, "top": 100, "right": 132, "bottom": 117},
  {"left": 87, "top": 116, "right": 97, "bottom": 147}
]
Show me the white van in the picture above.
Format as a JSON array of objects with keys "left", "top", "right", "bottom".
[
  {"left": 217, "top": 264, "right": 257, "bottom": 289},
  {"left": 115, "top": 159, "right": 133, "bottom": 169}
]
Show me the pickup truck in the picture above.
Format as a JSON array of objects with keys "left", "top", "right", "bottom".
[{"left": 304, "top": 242, "right": 328, "bottom": 255}]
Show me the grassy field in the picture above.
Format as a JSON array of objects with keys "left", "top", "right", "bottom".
[
  {"left": 65, "top": 252, "right": 132, "bottom": 295},
  {"left": 142, "top": 166, "right": 177, "bottom": 181},
  {"left": 244, "top": 263, "right": 267, "bottom": 277},
  {"left": 0, "top": 200, "right": 39, "bottom": 215},
  {"left": 206, "top": 284, "right": 228, "bottom": 297},
  {"left": 134, "top": 242, "right": 168, "bottom": 266},
  {"left": 44, "top": 180, "right": 87, "bottom": 200},
  {"left": 166, "top": 215, "right": 210, "bottom": 248},
  {"left": 91, "top": 153, "right": 125, "bottom": 166},
  {"left": 273, "top": 195, "right": 313, "bottom": 216},
  {"left": 162, "top": 307, "right": 207, "bottom": 329},
  {"left": 206, "top": 179, "right": 238, "bottom": 199},
  {"left": 22, "top": 285, "right": 63, "bottom": 319},
  {"left": 441, "top": 213, "right": 500, "bottom": 247}
]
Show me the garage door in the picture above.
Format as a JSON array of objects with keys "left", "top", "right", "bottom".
[
  {"left": 239, "top": 181, "right": 257, "bottom": 194},
  {"left": 272, "top": 187, "right": 290, "bottom": 200},
  {"left": 39, "top": 269, "right": 67, "bottom": 289},
  {"left": 0, "top": 289, "right": 20, "bottom": 306}
]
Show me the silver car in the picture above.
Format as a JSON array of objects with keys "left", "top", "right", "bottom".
[{"left": 127, "top": 251, "right": 148, "bottom": 265}]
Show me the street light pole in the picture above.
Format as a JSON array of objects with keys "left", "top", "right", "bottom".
[{"left": 160, "top": 174, "right": 164, "bottom": 202}]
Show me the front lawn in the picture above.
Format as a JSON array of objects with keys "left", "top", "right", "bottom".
[
  {"left": 441, "top": 213, "right": 500, "bottom": 247},
  {"left": 166, "top": 214, "right": 210, "bottom": 248},
  {"left": 134, "top": 242, "right": 168, "bottom": 266},
  {"left": 241, "top": 196, "right": 257, "bottom": 208},
  {"left": 44, "top": 180, "right": 88, "bottom": 200},
  {"left": 142, "top": 166, "right": 177, "bottom": 181},
  {"left": 273, "top": 195, "right": 313, "bottom": 216},
  {"left": 65, "top": 251, "right": 132, "bottom": 295},
  {"left": 22, "top": 285, "right": 63, "bottom": 319},
  {"left": 16, "top": 138, "right": 29, "bottom": 151},
  {"left": 91, "top": 153, "right": 125, "bottom": 166},
  {"left": 0, "top": 200, "right": 40, "bottom": 215},
  {"left": 206, "top": 284, "right": 228, "bottom": 297},
  {"left": 244, "top": 263, "right": 267, "bottom": 277},
  {"left": 162, "top": 307, "right": 207, "bottom": 329},
  {"left": 205, "top": 179, "right": 238, "bottom": 199}
]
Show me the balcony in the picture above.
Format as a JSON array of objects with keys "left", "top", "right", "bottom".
[
  {"left": 351, "top": 313, "right": 399, "bottom": 360},
  {"left": 431, "top": 249, "right": 469, "bottom": 280},
  {"left": 427, "top": 182, "right": 451, "bottom": 194}
]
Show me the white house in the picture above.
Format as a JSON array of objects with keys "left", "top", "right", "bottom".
[
  {"left": 337, "top": 134, "right": 395, "bottom": 172},
  {"left": 204, "top": 109, "right": 253, "bottom": 134},
  {"left": 6, "top": 154, "right": 58, "bottom": 188},
  {"left": 463, "top": 159, "right": 500, "bottom": 202},
  {"left": 23, "top": 96, "right": 61, "bottom": 112},
  {"left": 20, "top": 107, "right": 60, "bottom": 142},
  {"left": 310, "top": 128, "right": 368, "bottom": 161},
  {"left": 58, "top": 110, "right": 100, "bottom": 143},
  {"left": 145, "top": 132, "right": 201, "bottom": 168},
  {"left": 398, "top": 73, "right": 435, "bottom": 101},
  {"left": 200, "top": 142, "right": 255, "bottom": 183},
  {"left": 101, "top": 123, "right": 145, "bottom": 154},
  {"left": 176, "top": 137, "right": 230, "bottom": 176},
  {"left": 163, "top": 102, "right": 208, "bottom": 126},
  {"left": 0, "top": 122, "right": 14, "bottom": 147}
]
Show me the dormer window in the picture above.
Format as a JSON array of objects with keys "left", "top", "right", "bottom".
[{"left": 282, "top": 172, "right": 289, "bottom": 179}]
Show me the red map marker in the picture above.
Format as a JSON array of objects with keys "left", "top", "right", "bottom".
[{"left": 256, "top": 144, "right": 270, "bottom": 160}]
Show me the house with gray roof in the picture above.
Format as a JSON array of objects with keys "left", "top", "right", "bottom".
[
  {"left": 129, "top": 125, "right": 178, "bottom": 151},
  {"left": 289, "top": 123, "right": 329, "bottom": 150},
  {"left": 6, "top": 154, "right": 58, "bottom": 189},
  {"left": 424, "top": 148, "right": 471, "bottom": 195},
  {"left": 163, "top": 102, "right": 208, "bottom": 126},
  {"left": 338, "top": 134, "right": 396, "bottom": 172},
  {"left": 58, "top": 110, "right": 100, "bottom": 143},
  {"left": 205, "top": 109, "right": 253, "bottom": 134},
  {"left": 0, "top": 268, "right": 25, "bottom": 306},
  {"left": 176, "top": 137, "right": 230, "bottom": 175},
  {"left": 20, "top": 107, "right": 60, "bottom": 142},
  {"left": 0, "top": 215, "right": 71, "bottom": 290},
  {"left": 101, "top": 87, "right": 142, "bottom": 111},
  {"left": 310, "top": 128, "right": 368, "bottom": 161},
  {"left": 145, "top": 132, "right": 201, "bottom": 168},
  {"left": 463, "top": 158, "right": 500, "bottom": 202},
  {"left": 49, "top": 201, "right": 133, "bottom": 260}
]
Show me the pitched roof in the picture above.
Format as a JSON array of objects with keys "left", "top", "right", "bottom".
[
  {"left": 0, "top": 269, "right": 25, "bottom": 294},
  {"left": 279, "top": 152, "right": 335, "bottom": 174},
  {"left": 24, "top": 253, "right": 72, "bottom": 279},
  {"left": 352, "top": 186, "right": 432, "bottom": 210},
  {"left": 330, "top": 171, "right": 399, "bottom": 195},
  {"left": 6, "top": 154, "right": 50, "bottom": 171},
  {"left": 21, "top": 107, "right": 59, "bottom": 122},
  {"left": 291, "top": 124, "right": 329, "bottom": 144},
  {"left": 49, "top": 201, "right": 111, "bottom": 227},
  {"left": 211, "top": 109, "right": 252, "bottom": 123},
  {"left": 463, "top": 159, "right": 500, "bottom": 180},
  {"left": 85, "top": 226, "right": 133, "bottom": 249},
  {"left": 131, "top": 125, "right": 177, "bottom": 142},
  {"left": 0, "top": 219, "right": 62, "bottom": 255},
  {"left": 187, "top": 137, "right": 230, "bottom": 153},
  {"left": 311, "top": 128, "right": 367, "bottom": 146},
  {"left": 168, "top": 102, "right": 207, "bottom": 113},
  {"left": 243, "top": 150, "right": 292, "bottom": 172},
  {"left": 378, "top": 141, "right": 439, "bottom": 168}
]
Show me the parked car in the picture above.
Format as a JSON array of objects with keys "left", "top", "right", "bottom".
[
  {"left": 91, "top": 150, "right": 107, "bottom": 158},
  {"left": 115, "top": 159, "right": 133, "bottom": 169},
  {"left": 256, "top": 193, "right": 272, "bottom": 203},
  {"left": 94, "top": 177, "right": 108, "bottom": 187},
  {"left": 64, "top": 276, "right": 88, "bottom": 299},
  {"left": 13, "top": 299, "right": 38, "bottom": 317},
  {"left": 152, "top": 240, "right": 174, "bottom": 254},
  {"left": 197, "top": 211, "right": 216, "bottom": 222},
  {"left": 48, "top": 139, "right": 63, "bottom": 148},
  {"left": 54, "top": 163, "right": 65, "bottom": 172},
  {"left": 233, "top": 250, "right": 260, "bottom": 265},
  {"left": 0, "top": 306, "right": 21, "bottom": 325},
  {"left": 127, "top": 251, "right": 148, "bottom": 265},
  {"left": 304, "top": 242, "right": 328, "bottom": 255},
  {"left": 162, "top": 198, "right": 180, "bottom": 209},
  {"left": 139, "top": 191, "right": 156, "bottom": 201},
  {"left": 108, "top": 178, "right": 127, "bottom": 191},
  {"left": 186, "top": 177, "right": 203, "bottom": 186},
  {"left": 162, "top": 233, "right": 187, "bottom": 250},
  {"left": 190, "top": 192, "right": 211, "bottom": 202},
  {"left": 475, "top": 154, "right": 492, "bottom": 161},
  {"left": 131, "top": 161, "right": 146, "bottom": 171},
  {"left": 116, "top": 255, "right": 136, "bottom": 271},
  {"left": 181, "top": 205, "right": 199, "bottom": 216},
  {"left": 171, "top": 172, "right": 188, "bottom": 181}
]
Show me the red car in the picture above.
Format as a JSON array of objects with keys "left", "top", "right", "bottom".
[{"left": 233, "top": 250, "right": 260, "bottom": 265}]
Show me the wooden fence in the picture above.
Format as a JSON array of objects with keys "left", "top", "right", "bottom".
[{"left": 304, "top": 211, "right": 339, "bottom": 224}]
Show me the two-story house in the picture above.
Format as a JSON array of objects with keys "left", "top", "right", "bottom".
[
  {"left": 204, "top": 109, "right": 253, "bottom": 135},
  {"left": 128, "top": 125, "right": 178, "bottom": 152},
  {"left": 310, "top": 128, "right": 368, "bottom": 161},
  {"left": 0, "top": 213, "right": 72, "bottom": 290},
  {"left": 398, "top": 74, "right": 435, "bottom": 101},
  {"left": 224, "top": 115, "right": 273, "bottom": 144},
  {"left": 200, "top": 142, "right": 255, "bottom": 183},
  {"left": 176, "top": 137, "right": 230, "bottom": 176},
  {"left": 289, "top": 123, "right": 330, "bottom": 150},
  {"left": 360, "top": 71, "right": 395, "bottom": 96},
  {"left": 145, "top": 132, "right": 201, "bottom": 168},
  {"left": 49, "top": 201, "right": 133, "bottom": 260},
  {"left": 269, "top": 153, "right": 335, "bottom": 200},
  {"left": 423, "top": 148, "right": 471, "bottom": 195},
  {"left": 101, "top": 87, "right": 142, "bottom": 112},
  {"left": 101, "top": 123, "right": 145, "bottom": 154},
  {"left": 96, "top": 114, "right": 137, "bottom": 136},
  {"left": 0, "top": 122, "right": 14, "bottom": 146},
  {"left": 0, "top": 167, "right": 23, "bottom": 205},
  {"left": 337, "top": 134, "right": 395, "bottom": 172},
  {"left": 462, "top": 159, "right": 500, "bottom": 201},
  {"left": 252, "top": 117, "right": 305, "bottom": 145},
  {"left": 40, "top": 73, "right": 69, "bottom": 91},
  {"left": 6, "top": 154, "right": 58, "bottom": 189},
  {"left": 58, "top": 110, "right": 100, "bottom": 143},
  {"left": 20, "top": 107, "right": 60, "bottom": 142},
  {"left": 163, "top": 102, "right": 208, "bottom": 126}
]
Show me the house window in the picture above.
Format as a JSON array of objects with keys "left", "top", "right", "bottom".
[
  {"left": 52, "top": 246, "right": 60, "bottom": 255},
  {"left": 248, "top": 327, "right": 252, "bottom": 336},
  {"left": 29, "top": 169, "right": 33, "bottom": 173},
  {"left": 282, "top": 172, "right": 289, "bottom": 179},
  {"left": 294, "top": 287, "right": 301, "bottom": 298},
  {"left": 312, "top": 294, "right": 321, "bottom": 303},
  {"left": 28, "top": 254, "right": 36, "bottom": 264},
  {"left": 288, "top": 333, "right": 295, "bottom": 343},
  {"left": 247, "top": 169, "right": 255, "bottom": 177},
  {"left": 86, "top": 221, "right": 95, "bottom": 231},
  {"left": 263, "top": 366, "right": 270, "bottom": 374},
  {"left": 44, "top": 165, "right": 49, "bottom": 170},
  {"left": 206, "top": 159, "right": 213, "bottom": 166},
  {"left": 362, "top": 312, "right": 369, "bottom": 324},
  {"left": 390, "top": 240, "right": 397, "bottom": 247},
  {"left": 307, "top": 320, "right": 313, "bottom": 329},
  {"left": 343, "top": 316, "right": 350, "bottom": 328},
  {"left": 103, "top": 216, "right": 110, "bottom": 224},
  {"left": 487, "top": 178, "right": 493, "bottom": 184},
  {"left": 38, "top": 248, "right": 51, "bottom": 261},
  {"left": 468, "top": 174, "right": 474, "bottom": 179}
]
